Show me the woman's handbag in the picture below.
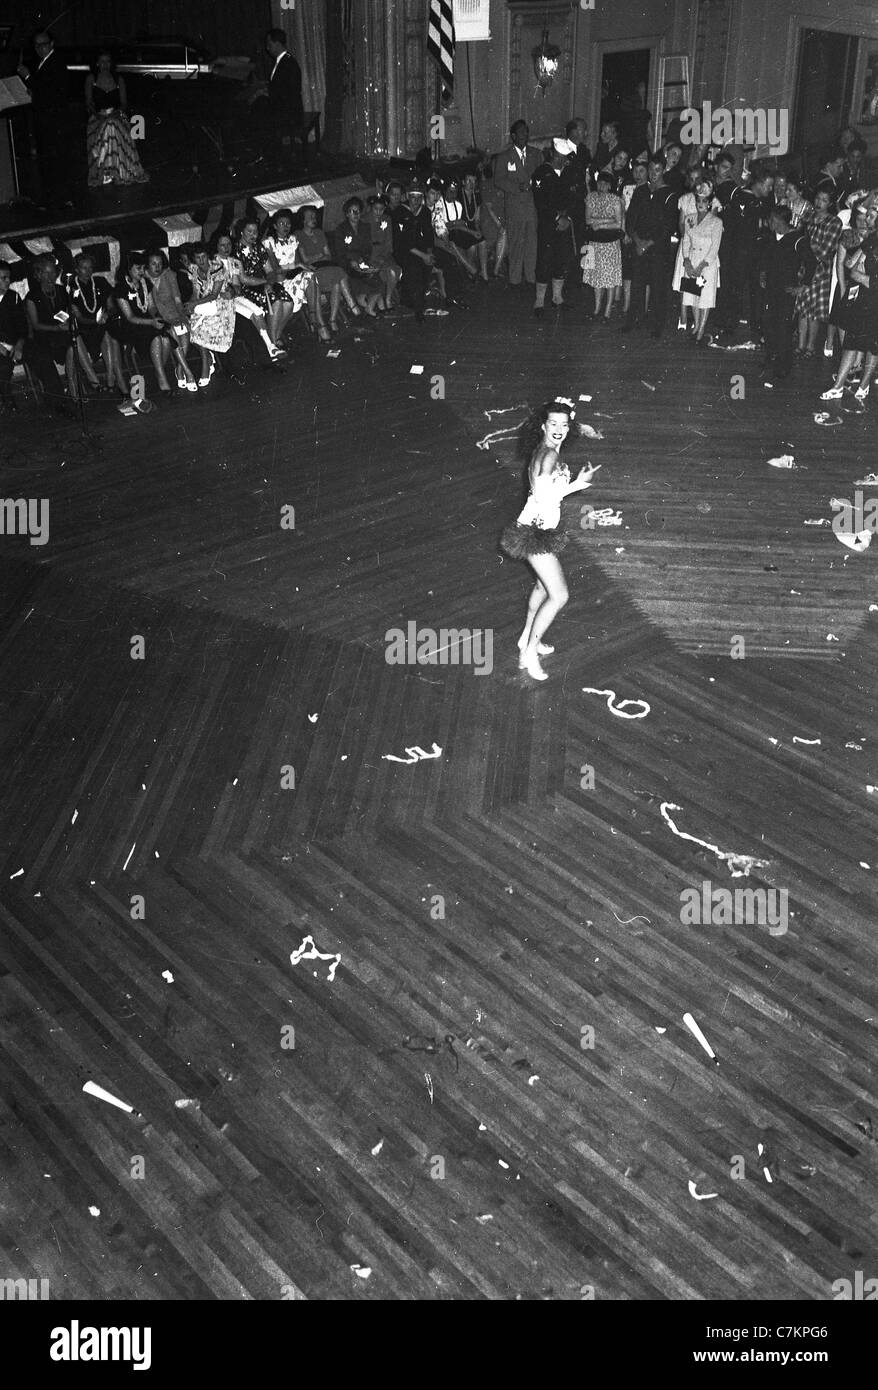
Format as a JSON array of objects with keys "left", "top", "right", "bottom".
[{"left": 680, "top": 274, "right": 706, "bottom": 297}]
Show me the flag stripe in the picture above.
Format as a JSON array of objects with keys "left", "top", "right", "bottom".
[{"left": 428, "top": 0, "right": 455, "bottom": 98}]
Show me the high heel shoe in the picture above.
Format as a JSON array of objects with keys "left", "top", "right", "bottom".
[{"left": 317, "top": 326, "right": 331, "bottom": 342}]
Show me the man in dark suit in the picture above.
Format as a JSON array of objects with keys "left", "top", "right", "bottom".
[
  {"left": 265, "top": 28, "right": 304, "bottom": 166},
  {"left": 396, "top": 183, "right": 435, "bottom": 323},
  {"left": 623, "top": 154, "right": 679, "bottom": 337},
  {"left": 493, "top": 120, "right": 541, "bottom": 286},
  {"left": 17, "top": 30, "right": 73, "bottom": 209},
  {"left": 759, "top": 205, "right": 815, "bottom": 386},
  {"left": 532, "top": 137, "right": 577, "bottom": 313}
]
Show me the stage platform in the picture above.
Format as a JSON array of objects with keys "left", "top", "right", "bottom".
[{"left": 1, "top": 288, "right": 877, "bottom": 1300}]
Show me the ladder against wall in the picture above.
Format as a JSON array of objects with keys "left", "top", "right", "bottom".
[{"left": 655, "top": 53, "right": 690, "bottom": 142}]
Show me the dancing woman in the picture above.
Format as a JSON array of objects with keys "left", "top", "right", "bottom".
[{"left": 500, "top": 398, "right": 600, "bottom": 680}]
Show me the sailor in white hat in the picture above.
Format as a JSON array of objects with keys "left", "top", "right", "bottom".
[{"left": 531, "top": 137, "right": 578, "bottom": 314}]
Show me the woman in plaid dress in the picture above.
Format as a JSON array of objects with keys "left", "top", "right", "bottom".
[{"left": 795, "top": 189, "right": 842, "bottom": 356}]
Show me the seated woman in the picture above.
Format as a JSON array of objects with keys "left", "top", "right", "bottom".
[
  {"left": 426, "top": 181, "right": 476, "bottom": 283},
  {"left": 460, "top": 170, "right": 490, "bottom": 280},
  {"left": 366, "top": 195, "right": 402, "bottom": 311},
  {"left": 186, "top": 242, "right": 237, "bottom": 386},
  {"left": 146, "top": 250, "right": 198, "bottom": 390},
  {"left": 581, "top": 171, "right": 623, "bottom": 320},
  {"left": 234, "top": 218, "right": 289, "bottom": 357},
  {"left": 108, "top": 252, "right": 174, "bottom": 394},
  {"left": 261, "top": 208, "right": 329, "bottom": 343},
  {"left": 438, "top": 176, "right": 481, "bottom": 279},
  {"left": 0, "top": 262, "right": 26, "bottom": 416},
  {"left": 69, "top": 252, "right": 126, "bottom": 398},
  {"left": 213, "top": 231, "right": 286, "bottom": 363},
  {"left": 296, "top": 205, "right": 359, "bottom": 331},
  {"left": 476, "top": 163, "right": 507, "bottom": 278},
  {"left": 85, "top": 49, "right": 148, "bottom": 188},
  {"left": 24, "top": 254, "right": 78, "bottom": 409},
  {"left": 331, "top": 198, "right": 383, "bottom": 317}
]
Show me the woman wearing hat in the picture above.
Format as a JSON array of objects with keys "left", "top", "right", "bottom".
[{"left": 500, "top": 397, "right": 600, "bottom": 681}]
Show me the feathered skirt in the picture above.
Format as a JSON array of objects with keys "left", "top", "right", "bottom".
[{"left": 499, "top": 522, "right": 567, "bottom": 560}]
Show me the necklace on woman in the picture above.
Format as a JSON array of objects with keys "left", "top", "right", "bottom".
[
  {"left": 129, "top": 276, "right": 149, "bottom": 313},
  {"left": 77, "top": 277, "right": 97, "bottom": 316}
]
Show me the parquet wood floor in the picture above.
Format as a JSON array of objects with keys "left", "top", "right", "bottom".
[{"left": 1, "top": 285, "right": 876, "bottom": 1300}]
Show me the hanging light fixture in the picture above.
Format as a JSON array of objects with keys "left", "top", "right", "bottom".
[{"left": 533, "top": 26, "right": 561, "bottom": 97}]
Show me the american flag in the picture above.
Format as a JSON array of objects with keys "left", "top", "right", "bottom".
[{"left": 428, "top": 0, "right": 455, "bottom": 103}]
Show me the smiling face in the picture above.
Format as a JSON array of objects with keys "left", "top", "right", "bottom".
[
  {"left": 128, "top": 260, "right": 146, "bottom": 283},
  {"left": 542, "top": 410, "right": 570, "bottom": 450},
  {"left": 193, "top": 250, "right": 210, "bottom": 273},
  {"left": 216, "top": 235, "right": 232, "bottom": 257},
  {"left": 274, "top": 214, "right": 292, "bottom": 238},
  {"left": 240, "top": 222, "right": 258, "bottom": 246},
  {"left": 147, "top": 254, "right": 164, "bottom": 278}
]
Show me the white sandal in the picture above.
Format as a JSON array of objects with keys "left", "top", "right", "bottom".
[{"left": 819, "top": 386, "right": 844, "bottom": 400}]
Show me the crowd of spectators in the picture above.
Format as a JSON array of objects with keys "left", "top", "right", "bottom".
[{"left": 2, "top": 108, "right": 877, "bottom": 417}]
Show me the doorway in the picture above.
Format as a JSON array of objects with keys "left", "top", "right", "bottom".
[
  {"left": 793, "top": 29, "right": 859, "bottom": 179},
  {"left": 600, "top": 49, "right": 652, "bottom": 158}
]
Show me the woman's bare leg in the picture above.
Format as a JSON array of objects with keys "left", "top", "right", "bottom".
[
  {"left": 517, "top": 580, "right": 547, "bottom": 652},
  {"left": 519, "top": 552, "right": 568, "bottom": 678}
]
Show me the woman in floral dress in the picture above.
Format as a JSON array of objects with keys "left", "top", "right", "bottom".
[
  {"left": 795, "top": 188, "right": 842, "bottom": 357},
  {"left": 234, "top": 218, "right": 289, "bottom": 353},
  {"left": 581, "top": 172, "right": 622, "bottom": 319},
  {"left": 261, "top": 208, "right": 329, "bottom": 342}
]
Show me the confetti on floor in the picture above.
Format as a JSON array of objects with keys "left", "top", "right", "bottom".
[
  {"left": 688, "top": 1181, "right": 718, "bottom": 1201},
  {"left": 82, "top": 1080, "right": 135, "bottom": 1114},
  {"left": 683, "top": 1011, "right": 720, "bottom": 1065},
  {"left": 660, "top": 801, "right": 770, "bottom": 879},
  {"left": 289, "top": 935, "right": 341, "bottom": 982},
  {"left": 582, "top": 687, "right": 650, "bottom": 719}
]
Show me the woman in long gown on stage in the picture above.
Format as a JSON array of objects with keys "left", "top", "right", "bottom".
[
  {"left": 500, "top": 398, "right": 600, "bottom": 680},
  {"left": 85, "top": 51, "right": 149, "bottom": 187}
]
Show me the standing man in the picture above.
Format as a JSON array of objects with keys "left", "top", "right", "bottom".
[
  {"left": 532, "top": 137, "right": 577, "bottom": 315},
  {"left": 265, "top": 28, "right": 304, "bottom": 167},
  {"left": 715, "top": 163, "right": 774, "bottom": 339},
  {"left": 396, "top": 183, "right": 435, "bottom": 323},
  {"left": 17, "top": 31, "right": 73, "bottom": 210},
  {"left": 494, "top": 120, "right": 541, "bottom": 286},
  {"left": 623, "top": 154, "right": 679, "bottom": 337},
  {"left": 759, "top": 205, "right": 815, "bottom": 386},
  {"left": 564, "top": 118, "right": 592, "bottom": 259}
]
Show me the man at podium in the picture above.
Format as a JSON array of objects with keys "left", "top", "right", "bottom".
[{"left": 17, "top": 30, "right": 74, "bottom": 209}]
